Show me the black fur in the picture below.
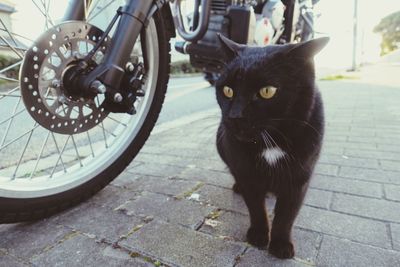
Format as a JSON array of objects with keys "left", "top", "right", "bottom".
[{"left": 215, "top": 35, "right": 328, "bottom": 259}]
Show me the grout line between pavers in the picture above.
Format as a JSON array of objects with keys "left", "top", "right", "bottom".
[
  {"left": 0, "top": 249, "right": 33, "bottom": 267},
  {"left": 294, "top": 226, "right": 398, "bottom": 253},
  {"left": 313, "top": 172, "right": 400, "bottom": 188},
  {"left": 308, "top": 186, "right": 383, "bottom": 200},
  {"left": 232, "top": 246, "right": 249, "bottom": 267},
  {"left": 314, "top": 233, "right": 324, "bottom": 264},
  {"left": 387, "top": 223, "right": 395, "bottom": 250},
  {"left": 327, "top": 191, "right": 334, "bottom": 211},
  {"left": 304, "top": 204, "right": 400, "bottom": 225}
]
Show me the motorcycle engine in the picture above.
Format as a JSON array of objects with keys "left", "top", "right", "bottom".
[{"left": 177, "top": 0, "right": 257, "bottom": 74}]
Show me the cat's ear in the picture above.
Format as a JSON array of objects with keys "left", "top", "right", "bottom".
[
  {"left": 286, "top": 37, "right": 330, "bottom": 60},
  {"left": 217, "top": 33, "right": 245, "bottom": 61}
]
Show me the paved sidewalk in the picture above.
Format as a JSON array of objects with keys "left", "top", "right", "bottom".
[{"left": 1, "top": 63, "right": 400, "bottom": 266}]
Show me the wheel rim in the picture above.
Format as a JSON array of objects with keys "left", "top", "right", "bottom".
[{"left": 0, "top": 0, "right": 159, "bottom": 198}]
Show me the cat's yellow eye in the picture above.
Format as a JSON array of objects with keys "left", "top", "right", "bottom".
[
  {"left": 223, "top": 86, "right": 234, "bottom": 99},
  {"left": 259, "top": 86, "right": 277, "bottom": 99}
]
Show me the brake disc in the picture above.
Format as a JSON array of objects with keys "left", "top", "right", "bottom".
[{"left": 20, "top": 21, "right": 111, "bottom": 135}]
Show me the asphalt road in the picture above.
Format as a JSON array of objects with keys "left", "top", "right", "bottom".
[
  {"left": 0, "top": 75, "right": 215, "bottom": 175},
  {"left": 158, "top": 75, "right": 217, "bottom": 124}
]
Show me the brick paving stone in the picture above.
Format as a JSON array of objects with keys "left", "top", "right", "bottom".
[
  {"left": 116, "top": 175, "right": 200, "bottom": 197},
  {"left": 391, "top": 223, "right": 400, "bottom": 251},
  {"left": 0, "top": 220, "right": 72, "bottom": 259},
  {"left": 120, "top": 220, "right": 246, "bottom": 267},
  {"left": 31, "top": 233, "right": 154, "bottom": 267},
  {"left": 295, "top": 206, "right": 391, "bottom": 248},
  {"left": 110, "top": 170, "right": 142, "bottom": 188},
  {"left": 385, "top": 184, "right": 400, "bottom": 202},
  {"left": 232, "top": 228, "right": 322, "bottom": 265},
  {"left": 319, "top": 154, "right": 380, "bottom": 169},
  {"left": 178, "top": 168, "right": 234, "bottom": 188},
  {"left": 196, "top": 184, "right": 248, "bottom": 214},
  {"left": 316, "top": 235, "right": 400, "bottom": 267},
  {"left": 304, "top": 188, "right": 332, "bottom": 209},
  {"left": 377, "top": 144, "right": 400, "bottom": 153},
  {"left": 85, "top": 185, "right": 139, "bottom": 210},
  {"left": 381, "top": 160, "right": 400, "bottom": 172},
  {"left": 236, "top": 247, "right": 312, "bottom": 267},
  {"left": 0, "top": 252, "right": 29, "bottom": 267},
  {"left": 314, "top": 163, "right": 339, "bottom": 176},
  {"left": 133, "top": 152, "right": 226, "bottom": 172},
  {"left": 344, "top": 148, "right": 400, "bottom": 161},
  {"left": 325, "top": 141, "right": 378, "bottom": 150},
  {"left": 347, "top": 136, "right": 400, "bottom": 146},
  {"left": 52, "top": 204, "right": 143, "bottom": 242},
  {"left": 117, "top": 191, "right": 214, "bottom": 229},
  {"left": 199, "top": 210, "right": 249, "bottom": 241},
  {"left": 331, "top": 193, "right": 400, "bottom": 223},
  {"left": 310, "top": 174, "right": 382, "bottom": 198},
  {"left": 128, "top": 162, "right": 187, "bottom": 178},
  {"left": 320, "top": 144, "right": 344, "bottom": 155},
  {"left": 339, "top": 166, "right": 400, "bottom": 184}
]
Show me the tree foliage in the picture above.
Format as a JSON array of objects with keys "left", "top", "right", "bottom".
[{"left": 374, "top": 11, "right": 400, "bottom": 55}]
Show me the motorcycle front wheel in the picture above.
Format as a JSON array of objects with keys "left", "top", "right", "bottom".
[{"left": 0, "top": 1, "right": 170, "bottom": 223}]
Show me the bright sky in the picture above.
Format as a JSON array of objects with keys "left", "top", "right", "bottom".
[{"left": 9, "top": 0, "right": 400, "bottom": 69}]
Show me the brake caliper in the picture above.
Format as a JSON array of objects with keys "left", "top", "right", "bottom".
[{"left": 103, "top": 62, "right": 146, "bottom": 115}]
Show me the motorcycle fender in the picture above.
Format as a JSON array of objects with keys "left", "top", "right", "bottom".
[{"left": 160, "top": 3, "right": 176, "bottom": 38}]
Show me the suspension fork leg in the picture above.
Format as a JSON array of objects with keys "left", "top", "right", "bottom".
[
  {"left": 63, "top": 0, "right": 92, "bottom": 21},
  {"left": 76, "top": 0, "right": 154, "bottom": 91}
]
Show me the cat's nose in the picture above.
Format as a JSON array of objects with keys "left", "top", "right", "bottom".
[
  {"left": 230, "top": 118, "right": 251, "bottom": 131},
  {"left": 228, "top": 107, "right": 243, "bottom": 120}
]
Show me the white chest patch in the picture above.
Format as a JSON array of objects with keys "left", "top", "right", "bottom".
[{"left": 262, "top": 147, "right": 286, "bottom": 166}]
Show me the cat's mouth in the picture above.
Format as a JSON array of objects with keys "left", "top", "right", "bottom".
[{"left": 233, "top": 129, "right": 259, "bottom": 143}]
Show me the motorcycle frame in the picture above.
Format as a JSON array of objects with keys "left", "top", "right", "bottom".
[
  {"left": 61, "top": 0, "right": 299, "bottom": 92},
  {"left": 63, "top": 0, "right": 160, "bottom": 92}
]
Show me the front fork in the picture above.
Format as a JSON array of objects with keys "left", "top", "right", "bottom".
[{"left": 63, "top": 0, "right": 156, "bottom": 95}]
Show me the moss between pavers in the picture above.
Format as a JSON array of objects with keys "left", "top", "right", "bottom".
[
  {"left": 174, "top": 181, "right": 205, "bottom": 200},
  {"left": 320, "top": 74, "right": 359, "bottom": 81}
]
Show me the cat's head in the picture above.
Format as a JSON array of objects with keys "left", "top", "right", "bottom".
[{"left": 215, "top": 34, "right": 329, "bottom": 143}]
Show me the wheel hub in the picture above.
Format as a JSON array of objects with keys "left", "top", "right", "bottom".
[{"left": 20, "top": 21, "right": 112, "bottom": 135}]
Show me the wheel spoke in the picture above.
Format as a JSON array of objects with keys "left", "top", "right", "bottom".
[
  {"left": 49, "top": 135, "right": 70, "bottom": 178},
  {"left": 29, "top": 131, "right": 51, "bottom": 179},
  {"left": 0, "top": 97, "right": 21, "bottom": 147},
  {"left": 0, "top": 75, "right": 18, "bottom": 83},
  {"left": 32, "top": 0, "right": 54, "bottom": 28},
  {"left": 71, "top": 136, "right": 83, "bottom": 167},
  {"left": 11, "top": 123, "right": 37, "bottom": 179},
  {"left": 0, "top": 124, "right": 40, "bottom": 152},
  {"left": 86, "top": 131, "right": 95, "bottom": 158},
  {"left": 0, "top": 35, "right": 24, "bottom": 59},
  {"left": 0, "top": 87, "right": 19, "bottom": 101},
  {"left": 100, "top": 121, "right": 108, "bottom": 148},
  {"left": 0, "top": 61, "right": 22, "bottom": 76},
  {"left": 0, "top": 108, "right": 26, "bottom": 126},
  {"left": 108, "top": 116, "right": 128, "bottom": 127},
  {"left": 50, "top": 132, "right": 66, "bottom": 172},
  {"left": 87, "top": 0, "right": 115, "bottom": 23}
]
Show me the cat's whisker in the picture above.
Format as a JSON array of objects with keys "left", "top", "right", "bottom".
[{"left": 268, "top": 118, "right": 322, "bottom": 137}]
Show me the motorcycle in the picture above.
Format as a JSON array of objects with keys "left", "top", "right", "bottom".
[{"left": 0, "top": 0, "right": 318, "bottom": 223}]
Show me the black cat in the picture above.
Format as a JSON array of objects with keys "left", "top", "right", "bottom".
[{"left": 215, "top": 34, "right": 328, "bottom": 259}]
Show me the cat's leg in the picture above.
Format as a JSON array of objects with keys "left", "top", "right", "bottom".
[
  {"left": 269, "top": 185, "right": 308, "bottom": 259},
  {"left": 240, "top": 183, "right": 269, "bottom": 247},
  {"left": 232, "top": 182, "right": 241, "bottom": 194}
]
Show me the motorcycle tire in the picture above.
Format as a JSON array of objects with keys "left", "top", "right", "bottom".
[{"left": 0, "top": 3, "right": 170, "bottom": 223}]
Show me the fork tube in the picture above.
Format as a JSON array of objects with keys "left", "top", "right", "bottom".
[
  {"left": 82, "top": 0, "right": 154, "bottom": 89},
  {"left": 63, "top": 0, "right": 89, "bottom": 21}
]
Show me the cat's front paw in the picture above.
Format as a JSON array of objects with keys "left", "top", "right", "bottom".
[
  {"left": 247, "top": 227, "right": 269, "bottom": 247},
  {"left": 269, "top": 238, "right": 295, "bottom": 259},
  {"left": 232, "top": 183, "right": 241, "bottom": 194}
]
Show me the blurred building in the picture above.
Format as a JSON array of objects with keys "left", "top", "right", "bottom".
[{"left": 0, "top": 0, "right": 25, "bottom": 58}]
